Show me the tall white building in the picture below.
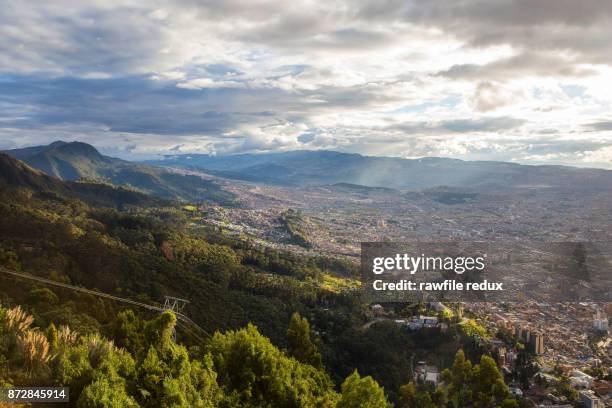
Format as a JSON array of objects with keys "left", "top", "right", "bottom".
[{"left": 593, "top": 310, "right": 609, "bottom": 333}]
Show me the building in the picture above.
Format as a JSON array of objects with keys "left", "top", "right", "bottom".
[
  {"left": 593, "top": 310, "right": 609, "bottom": 333},
  {"left": 425, "top": 371, "right": 439, "bottom": 387},
  {"left": 506, "top": 350, "right": 516, "bottom": 365},
  {"left": 571, "top": 370, "right": 594, "bottom": 389},
  {"left": 579, "top": 390, "right": 604, "bottom": 408},
  {"left": 536, "top": 405, "right": 572, "bottom": 408},
  {"left": 514, "top": 323, "right": 544, "bottom": 354},
  {"left": 497, "top": 346, "right": 506, "bottom": 366},
  {"left": 530, "top": 332, "right": 545, "bottom": 355},
  {"left": 514, "top": 324, "right": 523, "bottom": 340},
  {"left": 408, "top": 315, "right": 438, "bottom": 330},
  {"left": 371, "top": 304, "right": 385, "bottom": 316},
  {"left": 414, "top": 362, "right": 439, "bottom": 387},
  {"left": 429, "top": 301, "right": 449, "bottom": 313}
]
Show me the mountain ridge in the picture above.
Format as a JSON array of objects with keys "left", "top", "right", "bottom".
[
  {"left": 146, "top": 150, "right": 612, "bottom": 191},
  {"left": 0, "top": 152, "right": 160, "bottom": 208},
  {"left": 4, "top": 142, "right": 237, "bottom": 205}
]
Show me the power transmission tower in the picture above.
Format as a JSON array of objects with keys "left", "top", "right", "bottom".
[
  {"left": 163, "top": 296, "right": 190, "bottom": 340},
  {"left": 163, "top": 296, "right": 190, "bottom": 313}
]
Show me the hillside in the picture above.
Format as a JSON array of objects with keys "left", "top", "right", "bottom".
[
  {"left": 0, "top": 152, "right": 159, "bottom": 208},
  {"left": 4, "top": 141, "right": 236, "bottom": 205},
  {"left": 148, "top": 150, "right": 612, "bottom": 191}
]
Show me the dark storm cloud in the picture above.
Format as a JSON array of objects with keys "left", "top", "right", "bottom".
[
  {"left": 181, "top": 0, "right": 612, "bottom": 60},
  {"left": 439, "top": 52, "right": 595, "bottom": 80},
  {"left": 0, "top": 75, "right": 273, "bottom": 135},
  {"left": 587, "top": 121, "right": 612, "bottom": 132},
  {"left": 0, "top": 73, "right": 395, "bottom": 137},
  {"left": 389, "top": 116, "right": 525, "bottom": 135},
  {"left": 356, "top": 0, "right": 612, "bottom": 62},
  {"left": 441, "top": 117, "right": 525, "bottom": 132}
]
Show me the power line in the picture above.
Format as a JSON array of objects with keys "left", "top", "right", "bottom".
[{"left": 0, "top": 266, "right": 211, "bottom": 341}]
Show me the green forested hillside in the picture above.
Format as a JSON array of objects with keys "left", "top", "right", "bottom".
[
  {"left": 0, "top": 152, "right": 162, "bottom": 209},
  {"left": 0, "top": 153, "right": 519, "bottom": 407},
  {"left": 4, "top": 142, "right": 237, "bottom": 205},
  {"left": 0, "top": 304, "right": 373, "bottom": 407}
]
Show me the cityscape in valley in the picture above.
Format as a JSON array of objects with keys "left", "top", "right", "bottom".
[
  {"left": 0, "top": 140, "right": 610, "bottom": 407},
  {"left": 165, "top": 151, "right": 612, "bottom": 407}
]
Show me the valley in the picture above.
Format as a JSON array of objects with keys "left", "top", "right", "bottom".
[
  {"left": 1, "top": 142, "right": 610, "bottom": 407},
  {"left": 169, "top": 167, "right": 612, "bottom": 258}
]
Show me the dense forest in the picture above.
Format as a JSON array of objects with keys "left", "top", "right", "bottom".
[{"left": 0, "top": 153, "right": 520, "bottom": 407}]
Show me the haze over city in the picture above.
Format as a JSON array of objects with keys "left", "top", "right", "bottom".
[{"left": 1, "top": 1, "right": 612, "bottom": 168}]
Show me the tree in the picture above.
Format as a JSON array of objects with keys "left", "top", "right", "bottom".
[
  {"left": 555, "top": 375, "right": 578, "bottom": 403},
  {"left": 445, "top": 349, "right": 473, "bottom": 399},
  {"left": 0, "top": 248, "right": 20, "bottom": 270},
  {"left": 441, "top": 350, "right": 515, "bottom": 408},
  {"left": 399, "top": 381, "right": 417, "bottom": 407},
  {"left": 46, "top": 322, "right": 59, "bottom": 351},
  {"left": 286, "top": 312, "right": 323, "bottom": 369},
  {"left": 414, "top": 391, "right": 436, "bottom": 408},
  {"left": 27, "top": 288, "right": 59, "bottom": 307},
  {"left": 471, "top": 355, "right": 508, "bottom": 408},
  {"left": 442, "top": 349, "right": 473, "bottom": 407},
  {"left": 112, "top": 309, "right": 144, "bottom": 355},
  {"left": 78, "top": 377, "right": 138, "bottom": 408},
  {"left": 209, "top": 323, "right": 336, "bottom": 407},
  {"left": 500, "top": 399, "right": 519, "bottom": 408},
  {"left": 514, "top": 350, "right": 536, "bottom": 388},
  {"left": 337, "top": 370, "right": 390, "bottom": 408},
  {"left": 136, "top": 311, "right": 222, "bottom": 407},
  {"left": 438, "top": 309, "right": 453, "bottom": 322},
  {"left": 431, "top": 387, "right": 448, "bottom": 407}
]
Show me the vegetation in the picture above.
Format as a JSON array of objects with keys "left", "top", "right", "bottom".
[
  {"left": 286, "top": 312, "right": 323, "bottom": 369},
  {"left": 5, "top": 142, "right": 238, "bottom": 205},
  {"left": 400, "top": 350, "right": 518, "bottom": 408},
  {"left": 0, "top": 304, "right": 390, "bottom": 407},
  {"left": 0, "top": 151, "right": 521, "bottom": 406},
  {"left": 279, "top": 209, "right": 312, "bottom": 248}
]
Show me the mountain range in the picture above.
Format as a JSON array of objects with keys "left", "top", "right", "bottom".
[
  {"left": 3, "top": 141, "right": 236, "bottom": 205},
  {"left": 148, "top": 150, "right": 612, "bottom": 191},
  {"left": 5, "top": 141, "right": 612, "bottom": 197},
  {"left": 0, "top": 152, "right": 160, "bottom": 208}
]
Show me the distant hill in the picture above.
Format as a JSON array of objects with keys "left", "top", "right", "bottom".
[
  {"left": 4, "top": 141, "right": 236, "bottom": 205},
  {"left": 0, "top": 152, "right": 158, "bottom": 208},
  {"left": 148, "top": 150, "right": 612, "bottom": 191}
]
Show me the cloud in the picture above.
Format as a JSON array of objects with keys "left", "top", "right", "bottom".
[
  {"left": 1, "top": 1, "right": 612, "bottom": 167},
  {"left": 391, "top": 0, "right": 612, "bottom": 65},
  {"left": 587, "top": 121, "right": 612, "bottom": 132},
  {"left": 439, "top": 52, "right": 596, "bottom": 81},
  {"left": 469, "top": 81, "right": 525, "bottom": 112},
  {"left": 176, "top": 78, "right": 245, "bottom": 89},
  {"left": 388, "top": 116, "right": 525, "bottom": 135}
]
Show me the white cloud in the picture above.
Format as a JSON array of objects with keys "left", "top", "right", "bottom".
[
  {"left": 0, "top": 0, "right": 612, "bottom": 167},
  {"left": 176, "top": 78, "right": 245, "bottom": 89}
]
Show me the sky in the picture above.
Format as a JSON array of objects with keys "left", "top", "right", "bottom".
[{"left": 1, "top": 0, "right": 612, "bottom": 168}]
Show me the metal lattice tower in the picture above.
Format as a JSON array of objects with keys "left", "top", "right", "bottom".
[
  {"left": 163, "top": 296, "right": 190, "bottom": 313},
  {"left": 163, "top": 296, "right": 190, "bottom": 340}
]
